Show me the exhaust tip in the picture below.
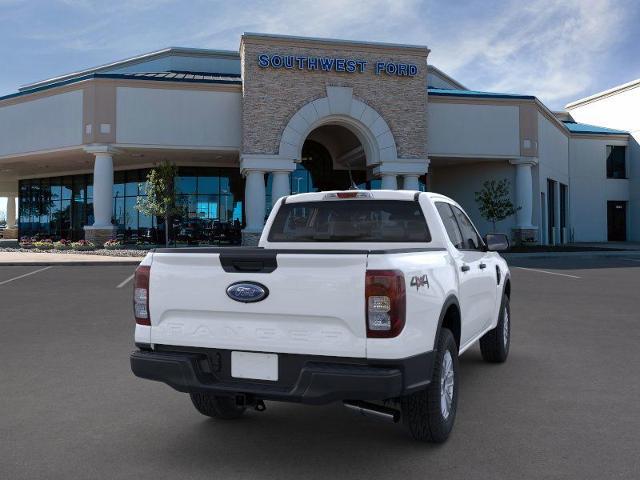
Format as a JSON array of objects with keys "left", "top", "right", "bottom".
[{"left": 343, "top": 400, "right": 401, "bottom": 423}]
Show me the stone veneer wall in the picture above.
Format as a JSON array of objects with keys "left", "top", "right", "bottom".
[
  {"left": 241, "top": 36, "right": 429, "bottom": 160},
  {"left": 84, "top": 227, "right": 117, "bottom": 247},
  {"left": 1, "top": 228, "right": 18, "bottom": 239}
]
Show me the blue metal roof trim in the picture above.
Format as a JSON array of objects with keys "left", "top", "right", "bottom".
[
  {"left": 428, "top": 87, "right": 535, "bottom": 100},
  {"left": 562, "top": 121, "right": 628, "bottom": 135},
  {"left": 0, "top": 72, "right": 242, "bottom": 102}
]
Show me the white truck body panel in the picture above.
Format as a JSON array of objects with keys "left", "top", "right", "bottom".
[{"left": 148, "top": 251, "right": 369, "bottom": 357}]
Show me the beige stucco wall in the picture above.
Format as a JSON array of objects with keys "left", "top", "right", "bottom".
[
  {"left": 116, "top": 86, "right": 242, "bottom": 148},
  {"left": 240, "top": 35, "right": 428, "bottom": 160},
  {"left": 430, "top": 161, "right": 517, "bottom": 236},
  {"left": 567, "top": 86, "right": 639, "bottom": 241},
  {"left": 427, "top": 101, "right": 520, "bottom": 157},
  {"left": 0, "top": 90, "right": 83, "bottom": 157},
  {"left": 569, "top": 136, "right": 630, "bottom": 242}
]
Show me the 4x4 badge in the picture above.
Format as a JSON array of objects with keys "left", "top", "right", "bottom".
[{"left": 410, "top": 274, "right": 429, "bottom": 291}]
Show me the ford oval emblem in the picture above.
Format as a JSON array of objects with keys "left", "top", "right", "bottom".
[{"left": 226, "top": 281, "right": 269, "bottom": 303}]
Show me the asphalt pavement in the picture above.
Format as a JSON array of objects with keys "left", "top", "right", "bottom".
[{"left": 1, "top": 256, "right": 639, "bottom": 479}]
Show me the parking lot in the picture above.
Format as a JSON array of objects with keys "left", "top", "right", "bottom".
[{"left": 1, "top": 256, "right": 639, "bottom": 479}]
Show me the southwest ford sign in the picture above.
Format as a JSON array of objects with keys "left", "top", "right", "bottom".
[{"left": 257, "top": 54, "right": 418, "bottom": 77}]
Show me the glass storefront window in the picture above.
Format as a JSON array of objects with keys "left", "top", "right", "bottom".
[
  {"left": 125, "top": 197, "right": 139, "bottom": 234},
  {"left": 18, "top": 166, "right": 244, "bottom": 245},
  {"left": 62, "top": 177, "right": 73, "bottom": 200},
  {"left": 113, "top": 171, "right": 125, "bottom": 199},
  {"left": 198, "top": 176, "right": 218, "bottom": 195},
  {"left": 86, "top": 175, "right": 93, "bottom": 200},
  {"left": 113, "top": 197, "right": 125, "bottom": 230},
  {"left": 175, "top": 174, "right": 197, "bottom": 195},
  {"left": 125, "top": 174, "right": 139, "bottom": 197}
]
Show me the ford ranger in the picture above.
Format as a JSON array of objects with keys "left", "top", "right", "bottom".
[{"left": 130, "top": 190, "right": 511, "bottom": 442}]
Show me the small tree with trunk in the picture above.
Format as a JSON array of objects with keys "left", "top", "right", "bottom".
[
  {"left": 136, "top": 161, "right": 182, "bottom": 247},
  {"left": 474, "top": 179, "right": 519, "bottom": 233}
]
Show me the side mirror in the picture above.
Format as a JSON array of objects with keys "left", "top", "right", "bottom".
[{"left": 484, "top": 233, "right": 509, "bottom": 252}]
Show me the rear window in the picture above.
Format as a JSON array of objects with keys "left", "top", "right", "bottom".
[{"left": 267, "top": 200, "right": 431, "bottom": 243}]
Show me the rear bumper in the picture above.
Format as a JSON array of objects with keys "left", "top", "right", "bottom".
[{"left": 130, "top": 346, "right": 434, "bottom": 405}]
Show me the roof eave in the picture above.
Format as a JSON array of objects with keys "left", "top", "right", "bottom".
[
  {"left": 19, "top": 46, "right": 240, "bottom": 92},
  {"left": 2, "top": 73, "right": 242, "bottom": 104},
  {"left": 565, "top": 78, "right": 640, "bottom": 109},
  {"left": 427, "top": 65, "right": 467, "bottom": 90}
]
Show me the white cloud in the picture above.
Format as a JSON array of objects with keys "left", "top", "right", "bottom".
[
  {"left": 426, "top": 0, "right": 628, "bottom": 107},
  {"left": 3, "top": 0, "right": 634, "bottom": 109},
  {"left": 180, "top": 0, "right": 630, "bottom": 107}
]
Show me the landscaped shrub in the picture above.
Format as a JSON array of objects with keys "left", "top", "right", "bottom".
[
  {"left": 19, "top": 236, "right": 34, "bottom": 249},
  {"left": 33, "top": 239, "right": 54, "bottom": 250},
  {"left": 54, "top": 239, "right": 73, "bottom": 250},
  {"left": 71, "top": 240, "right": 96, "bottom": 251},
  {"left": 103, "top": 239, "right": 123, "bottom": 250},
  {"left": 135, "top": 241, "right": 157, "bottom": 250}
]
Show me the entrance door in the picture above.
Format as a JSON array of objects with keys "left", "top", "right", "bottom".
[
  {"left": 560, "top": 184, "right": 568, "bottom": 243},
  {"left": 607, "top": 201, "right": 627, "bottom": 241},
  {"left": 540, "top": 192, "right": 547, "bottom": 244},
  {"left": 547, "top": 179, "right": 556, "bottom": 244}
]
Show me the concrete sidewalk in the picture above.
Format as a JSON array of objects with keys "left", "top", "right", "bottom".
[{"left": 0, "top": 251, "right": 142, "bottom": 266}]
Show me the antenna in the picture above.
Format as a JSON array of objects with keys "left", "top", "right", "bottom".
[{"left": 347, "top": 166, "right": 360, "bottom": 190}]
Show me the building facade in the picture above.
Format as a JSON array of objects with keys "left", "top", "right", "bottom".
[{"left": 0, "top": 33, "right": 636, "bottom": 245}]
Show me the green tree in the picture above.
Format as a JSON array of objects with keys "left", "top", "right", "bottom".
[
  {"left": 136, "top": 161, "right": 183, "bottom": 247},
  {"left": 474, "top": 179, "right": 519, "bottom": 233}
]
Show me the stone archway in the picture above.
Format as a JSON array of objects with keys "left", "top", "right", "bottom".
[
  {"left": 240, "top": 86, "right": 429, "bottom": 243},
  {"left": 278, "top": 86, "right": 398, "bottom": 167}
]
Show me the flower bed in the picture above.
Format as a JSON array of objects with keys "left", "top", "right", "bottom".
[
  {"left": 19, "top": 236, "right": 34, "bottom": 249},
  {"left": 54, "top": 239, "right": 73, "bottom": 250},
  {"left": 104, "top": 239, "right": 123, "bottom": 250},
  {"left": 70, "top": 240, "right": 96, "bottom": 251},
  {"left": 33, "top": 240, "right": 54, "bottom": 250}
]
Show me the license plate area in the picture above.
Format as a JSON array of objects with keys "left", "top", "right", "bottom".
[{"left": 231, "top": 351, "right": 279, "bottom": 381}]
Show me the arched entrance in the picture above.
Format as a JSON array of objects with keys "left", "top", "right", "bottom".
[
  {"left": 242, "top": 86, "right": 428, "bottom": 242},
  {"left": 297, "top": 123, "right": 377, "bottom": 191},
  {"left": 266, "top": 123, "right": 385, "bottom": 211}
]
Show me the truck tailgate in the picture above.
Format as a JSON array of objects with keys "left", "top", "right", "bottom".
[{"left": 148, "top": 251, "right": 368, "bottom": 357}]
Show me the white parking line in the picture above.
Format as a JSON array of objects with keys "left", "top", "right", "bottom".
[
  {"left": 514, "top": 267, "right": 581, "bottom": 279},
  {"left": 116, "top": 274, "right": 135, "bottom": 289},
  {"left": 0, "top": 266, "right": 52, "bottom": 286}
]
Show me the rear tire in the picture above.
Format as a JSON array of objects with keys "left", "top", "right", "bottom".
[
  {"left": 401, "top": 328, "right": 459, "bottom": 443},
  {"left": 479, "top": 294, "right": 510, "bottom": 363},
  {"left": 189, "top": 392, "right": 246, "bottom": 419}
]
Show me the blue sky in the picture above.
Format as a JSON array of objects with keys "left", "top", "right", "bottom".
[
  {"left": 1, "top": 0, "right": 640, "bottom": 215},
  {"left": 1, "top": 0, "right": 639, "bottom": 108}
]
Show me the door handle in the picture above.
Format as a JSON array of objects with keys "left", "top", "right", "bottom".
[
  {"left": 479, "top": 263, "right": 487, "bottom": 269},
  {"left": 461, "top": 265, "right": 470, "bottom": 272}
]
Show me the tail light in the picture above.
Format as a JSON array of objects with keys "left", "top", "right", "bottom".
[
  {"left": 133, "top": 265, "right": 151, "bottom": 326},
  {"left": 365, "top": 270, "right": 406, "bottom": 338}
]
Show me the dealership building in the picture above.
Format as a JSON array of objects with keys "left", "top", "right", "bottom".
[{"left": 0, "top": 33, "right": 637, "bottom": 245}]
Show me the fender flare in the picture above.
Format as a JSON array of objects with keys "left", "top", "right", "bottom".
[
  {"left": 435, "top": 294, "right": 461, "bottom": 350},
  {"left": 502, "top": 272, "right": 511, "bottom": 298},
  {"left": 490, "top": 272, "right": 511, "bottom": 329}
]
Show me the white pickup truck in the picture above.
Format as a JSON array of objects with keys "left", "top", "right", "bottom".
[{"left": 131, "top": 190, "right": 511, "bottom": 442}]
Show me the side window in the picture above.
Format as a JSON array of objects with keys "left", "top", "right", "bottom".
[
  {"left": 435, "top": 202, "right": 464, "bottom": 249},
  {"left": 451, "top": 205, "right": 483, "bottom": 251}
]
